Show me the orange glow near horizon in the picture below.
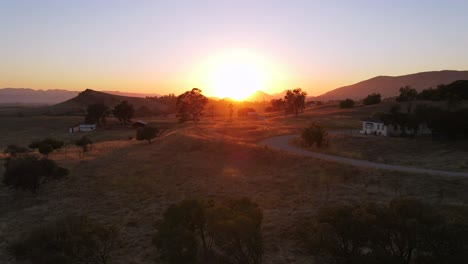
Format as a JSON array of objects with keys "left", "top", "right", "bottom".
[{"left": 194, "top": 50, "right": 277, "bottom": 100}]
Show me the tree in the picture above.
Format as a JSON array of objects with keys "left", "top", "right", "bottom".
[
  {"left": 228, "top": 103, "right": 234, "bottom": 121},
  {"left": 136, "top": 126, "right": 159, "bottom": 143},
  {"left": 339, "top": 98, "right": 355, "bottom": 109},
  {"left": 38, "top": 143, "right": 54, "bottom": 157},
  {"left": 8, "top": 214, "right": 118, "bottom": 264},
  {"left": 112, "top": 101, "right": 134, "bottom": 124},
  {"left": 396, "top": 86, "right": 418, "bottom": 113},
  {"left": 154, "top": 198, "right": 263, "bottom": 264},
  {"left": 302, "top": 123, "right": 328, "bottom": 148},
  {"left": 284, "top": 88, "right": 307, "bottom": 116},
  {"left": 176, "top": 88, "right": 208, "bottom": 123},
  {"left": 75, "top": 136, "right": 93, "bottom": 152},
  {"left": 270, "top": 98, "right": 286, "bottom": 112},
  {"left": 363, "top": 93, "right": 381, "bottom": 105},
  {"left": 3, "top": 156, "right": 68, "bottom": 193},
  {"left": 85, "top": 103, "right": 108, "bottom": 126}
]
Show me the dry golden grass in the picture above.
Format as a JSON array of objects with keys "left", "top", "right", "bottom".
[{"left": 1, "top": 105, "right": 468, "bottom": 263}]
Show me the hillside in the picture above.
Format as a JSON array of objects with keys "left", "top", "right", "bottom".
[
  {"left": 318, "top": 70, "right": 468, "bottom": 100},
  {"left": 0, "top": 88, "right": 160, "bottom": 105},
  {"left": 45, "top": 89, "right": 168, "bottom": 115},
  {"left": 244, "top": 90, "right": 274, "bottom": 102}
]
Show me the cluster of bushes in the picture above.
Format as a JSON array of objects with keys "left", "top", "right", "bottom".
[
  {"left": 416, "top": 80, "right": 468, "bottom": 101},
  {"left": 301, "top": 198, "right": 468, "bottom": 264},
  {"left": 29, "top": 138, "right": 64, "bottom": 157},
  {"left": 9, "top": 215, "right": 118, "bottom": 264},
  {"left": 154, "top": 198, "right": 263, "bottom": 264}
]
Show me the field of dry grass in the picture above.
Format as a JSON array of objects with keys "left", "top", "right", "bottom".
[{"left": 1, "top": 104, "right": 468, "bottom": 263}]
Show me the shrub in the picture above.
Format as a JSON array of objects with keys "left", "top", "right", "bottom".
[
  {"left": 154, "top": 198, "right": 263, "bottom": 264},
  {"left": 8, "top": 215, "right": 118, "bottom": 264},
  {"left": 29, "top": 138, "right": 64, "bottom": 157},
  {"left": 363, "top": 93, "right": 381, "bottom": 105},
  {"left": 302, "top": 123, "right": 328, "bottom": 148},
  {"left": 136, "top": 126, "right": 159, "bottom": 143},
  {"left": 2, "top": 156, "right": 68, "bottom": 193},
  {"left": 75, "top": 136, "right": 93, "bottom": 152},
  {"left": 339, "top": 98, "right": 355, "bottom": 108}
]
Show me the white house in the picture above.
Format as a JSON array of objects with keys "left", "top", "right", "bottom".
[
  {"left": 79, "top": 124, "right": 97, "bottom": 132},
  {"left": 360, "top": 117, "right": 388, "bottom": 136},
  {"left": 360, "top": 117, "right": 431, "bottom": 137}
]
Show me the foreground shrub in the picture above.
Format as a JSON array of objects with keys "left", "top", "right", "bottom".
[
  {"left": 9, "top": 215, "right": 118, "bottom": 264},
  {"left": 2, "top": 156, "right": 68, "bottom": 192},
  {"left": 3, "top": 145, "right": 29, "bottom": 157},
  {"left": 301, "top": 198, "right": 468, "bottom": 264},
  {"left": 339, "top": 98, "right": 355, "bottom": 108},
  {"left": 302, "top": 123, "right": 328, "bottom": 148},
  {"left": 154, "top": 197, "right": 263, "bottom": 264},
  {"left": 29, "top": 138, "right": 64, "bottom": 157}
]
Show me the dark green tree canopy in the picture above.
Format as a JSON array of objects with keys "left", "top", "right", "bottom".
[
  {"left": 136, "top": 126, "right": 159, "bottom": 143},
  {"left": 396, "top": 86, "right": 418, "bottom": 102},
  {"left": 302, "top": 122, "right": 328, "bottom": 148},
  {"left": 176, "top": 88, "right": 208, "bottom": 123},
  {"left": 339, "top": 98, "right": 355, "bottom": 108},
  {"left": 363, "top": 93, "right": 381, "bottom": 105},
  {"left": 112, "top": 101, "right": 135, "bottom": 124},
  {"left": 85, "top": 103, "right": 108, "bottom": 126},
  {"left": 284, "top": 88, "right": 307, "bottom": 116}
]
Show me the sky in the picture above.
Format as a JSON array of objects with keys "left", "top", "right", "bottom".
[{"left": 1, "top": 0, "right": 468, "bottom": 97}]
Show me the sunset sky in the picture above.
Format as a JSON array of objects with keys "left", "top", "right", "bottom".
[{"left": 1, "top": 0, "right": 468, "bottom": 97}]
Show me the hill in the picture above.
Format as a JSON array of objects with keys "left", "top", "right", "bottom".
[
  {"left": 45, "top": 89, "right": 168, "bottom": 115},
  {"left": 0, "top": 88, "right": 161, "bottom": 105},
  {"left": 244, "top": 90, "right": 274, "bottom": 102},
  {"left": 317, "top": 70, "right": 468, "bottom": 100}
]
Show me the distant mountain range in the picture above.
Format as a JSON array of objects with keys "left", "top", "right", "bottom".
[
  {"left": 317, "top": 70, "right": 468, "bottom": 100},
  {"left": 0, "top": 88, "right": 159, "bottom": 105}
]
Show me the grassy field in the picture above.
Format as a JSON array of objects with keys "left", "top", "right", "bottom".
[{"left": 1, "top": 103, "right": 468, "bottom": 263}]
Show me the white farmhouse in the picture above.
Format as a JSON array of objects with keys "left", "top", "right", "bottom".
[
  {"left": 79, "top": 124, "right": 97, "bottom": 132},
  {"left": 360, "top": 117, "right": 387, "bottom": 136}
]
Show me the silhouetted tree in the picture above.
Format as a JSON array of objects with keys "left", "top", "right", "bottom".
[
  {"left": 339, "top": 98, "right": 355, "bottom": 108},
  {"left": 302, "top": 123, "right": 328, "bottom": 148},
  {"left": 147, "top": 93, "right": 178, "bottom": 114},
  {"left": 228, "top": 103, "right": 234, "bottom": 121},
  {"left": 3, "top": 156, "right": 68, "bottom": 193},
  {"left": 85, "top": 103, "right": 108, "bottom": 126},
  {"left": 284, "top": 88, "right": 307, "bottom": 116},
  {"left": 176, "top": 88, "right": 208, "bottom": 123},
  {"left": 8, "top": 214, "right": 118, "bottom": 264},
  {"left": 270, "top": 98, "right": 286, "bottom": 112},
  {"left": 396, "top": 86, "right": 418, "bottom": 113},
  {"left": 363, "top": 93, "right": 381, "bottom": 105},
  {"left": 112, "top": 101, "right": 134, "bottom": 124},
  {"left": 136, "top": 126, "right": 159, "bottom": 143},
  {"left": 29, "top": 138, "right": 64, "bottom": 157}
]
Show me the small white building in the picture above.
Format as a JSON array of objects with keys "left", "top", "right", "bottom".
[
  {"left": 79, "top": 124, "right": 97, "bottom": 132},
  {"left": 360, "top": 117, "right": 387, "bottom": 136},
  {"left": 360, "top": 117, "right": 431, "bottom": 137}
]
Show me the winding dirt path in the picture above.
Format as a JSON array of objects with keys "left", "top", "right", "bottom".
[{"left": 259, "top": 134, "right": 468, "bottom": 177}]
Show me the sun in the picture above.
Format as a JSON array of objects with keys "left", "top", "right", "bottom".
[{"left": 206, "top": 51, "right": 267, "bottom": 100}]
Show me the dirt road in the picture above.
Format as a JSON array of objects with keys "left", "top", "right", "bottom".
[{"left": 259, "top": 134, "right": 468, "bottom": 177}]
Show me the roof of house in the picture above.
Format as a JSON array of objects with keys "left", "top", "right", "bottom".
[
  {"left": 133, "top": 120, "right": 148, "bottom": 125},
  {"left": 361, "top": 117, "right": 384, "bottom": 123}
]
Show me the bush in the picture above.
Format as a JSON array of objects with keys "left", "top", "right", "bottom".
[
  {"left": 154, "top": 198, "right": 263, "bottom": 264},
  {"left": 339, "top": 98, "right": 355, "bottom": 108},
  {"left": 29, "top": 138, "right": 64, "bottom": 157},
  {"left": 302, "top": 123, "right": 328, "bottom": 148},
  {"left": 2, "top": 156, "right": 68, "bottom": 193},
  {"left": 75, "top": 136, "right": 93, "bottom": 152},
  {"left": 8, "top": 215, "right": 118, "bottom": 264},
  {"left": 300, "top": 198, "right": 468, "bottom": 264},
  {"left": 363, "top": 93, "right": 381, "bottom": 105},
  {"left": 136, "top": 126, "right": 159, "bottom": 143}
]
